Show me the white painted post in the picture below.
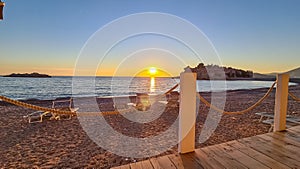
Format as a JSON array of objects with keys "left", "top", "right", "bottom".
[
  {"left": 274, "top": 73, "right": 289, "bottom": 132},
  {"left": 178, "top": 70, "right": 197, "bottom": 154}
]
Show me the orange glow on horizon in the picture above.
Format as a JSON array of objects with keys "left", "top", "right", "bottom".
[{"left": 135, "top": 67, "right": 172, "bottom": 77}]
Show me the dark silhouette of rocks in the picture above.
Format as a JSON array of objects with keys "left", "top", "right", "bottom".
[
  {"left": 185, "top": 63, "right": 253, "bottom": 80},
  {"left": 3, "top": 72, "right": 51, "bottom": 78}
]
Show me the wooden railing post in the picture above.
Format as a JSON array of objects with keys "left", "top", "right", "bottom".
[
  {"left": 178, "top": 70, "right": 196, "bottom": 154},
  {"left": 274, "top": 73, "right": 289, "bottom": 132}
]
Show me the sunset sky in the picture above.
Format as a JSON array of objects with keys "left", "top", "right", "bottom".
[{"left": 1, "top": 0, "right": 299, "bottom": 76}]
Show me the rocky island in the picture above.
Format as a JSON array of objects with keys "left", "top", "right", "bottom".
[
  {"left": 186, "top": 63, "right": 253, "bottom": 80},
  {"left": 3, "top": 72, "right": 51, "bottom": 78}
]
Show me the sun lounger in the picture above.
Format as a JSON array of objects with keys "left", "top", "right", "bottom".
[
  {"left": 255, "top": 112, "right": 275, "bottom": 122},
  {"left": 49, "top": 98, "right": 78, "bottom": 120},
  {"left": 24, "top": 98, "right": 78, "bottom": 123},
  {"left": 255, "top": 112, "right": 292, "bottom": 122},
  {"left": 23, "top": 111, "right": 51, "bottom": 123},
  {"left": 262, "top": 118, "right": 299, "bottom": 132},
  {"left": 256, "top": 112, "right": 299, "bottom": 132}
]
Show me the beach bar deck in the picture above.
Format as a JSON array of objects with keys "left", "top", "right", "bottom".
[{"left": 112, "top": 125, "right": 300, "bottom": 169}]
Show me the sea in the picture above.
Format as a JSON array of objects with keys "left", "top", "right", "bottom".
[{"left": 0, "top": 76, "right": 295, "bottom": 100}]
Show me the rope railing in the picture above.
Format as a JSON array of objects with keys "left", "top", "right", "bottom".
[
  {"left": 0, "top": 83, "right": 180, "bottom": 116},
  {"left": 196, "top": 81, "right": 277, "bottom": 115},
  {"left": 153, "top": 83, "right": 179, "bottom": 100},
  {"left": 0, "top": 95, "right": 76, "bottom": 115},
  {"left": 289, "top": 92, "right": 300, "bottom": 102},
  {"left": 1, "top": 81, "right": 278, "bottom": 116},
  {"left": 0, "top": 95, "right": 133, "bottom": 116},
  {"left": 164, "top": 83, "right": 179, "bottom": 95}
]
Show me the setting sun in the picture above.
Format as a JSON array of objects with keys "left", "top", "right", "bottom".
[
  {"left": 134, "top": 67, "right": 172, "bottom": 77},
  {"left": 149, "top": 67, "right": 157, "bottom": 75}
]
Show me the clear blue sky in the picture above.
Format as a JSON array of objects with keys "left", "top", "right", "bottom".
[{"left": 1, "top": 0, "right": 299, "bottom": 76}]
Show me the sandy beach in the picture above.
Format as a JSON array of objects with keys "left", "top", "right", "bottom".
[{"left": 0, "top": 85, "right": 299, "bottom": 168}]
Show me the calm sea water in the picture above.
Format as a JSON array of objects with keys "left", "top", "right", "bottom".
[{"left": 0, "top": 76, "right": 292, "bottom": 100}]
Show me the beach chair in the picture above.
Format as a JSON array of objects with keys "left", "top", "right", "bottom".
[
  {"left": 262, "top": 118, "right": 300, "bottom": 132},
  {"left": 24, "top": 110, "right": 51, "bottom": 123},
  {"left": 49, "top": 98, "right": 79, "bottom": 120},
  {"left": 255, "top": 112, "right": 292, "bottom": 122},
  {"left": 24, "top": 98, "right": 78, "bottom": 123},
  {"left": 256, "top": 112, "right": 275, "bottom": 122},
  {"left": 256, "top": 112, "right": 300, "bottom": 132}
]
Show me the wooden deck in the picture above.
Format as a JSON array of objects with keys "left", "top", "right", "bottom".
[{"left": 111, "top": 125, "right": 300, "bottom": 169}]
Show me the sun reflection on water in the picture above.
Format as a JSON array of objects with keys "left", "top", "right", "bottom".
[{"left": 150, "top": 77, "right": 155, "bottom": 93}]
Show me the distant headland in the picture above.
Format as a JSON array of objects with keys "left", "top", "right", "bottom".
[
  {"left": 3, "top": 72, "right": 51, "bottom": 78},
  {"left": 184, "top": 63, "right": 300, "bottom": 83},
  {"left": 186, "top": 63, "right": 253, "bottom": 80}
]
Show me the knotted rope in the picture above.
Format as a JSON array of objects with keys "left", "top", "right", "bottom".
[{"left": 196, "top": 81, "right": 277, "bottom": 115}]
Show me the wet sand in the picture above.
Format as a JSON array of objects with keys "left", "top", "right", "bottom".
[{"left": 0, "top": 85, "right": 299, "bottom": 168}]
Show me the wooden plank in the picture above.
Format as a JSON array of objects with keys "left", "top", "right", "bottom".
[
  {"left": 288, "top": 125, "right": 300, "bottom": 133},
  {"left": 238, "top": 136, "right": 300, "bottom": 168},
  {"left": 265, "top": 132, "right": 300, "bottom": 148},
  {"left": 167, "top": 154, "right": 184, "bottom": 169},
  {"left": 251, "top": 135, "right": 300, "bottom": 161},
  {"left": 111, "top": 127, "right": 300, "bottom": 169},
  {"left": 289, "top": 125, "right": 300, "bottom": 130},
  {"left": 130, "top": 161, "right": 143, "bottom": 169},
  {"left": 111, "top": 165, "right": 130, "bottom": 169},
  {"left": 228, "top": 141, "right": 291, "bottom": 169},
  {"left": 257, "top": 134, "right": 300, "bottom": 156},
  {"left": 193, "top": 149, "right": 225, "bottom": 169},
  {"left": 286, "top": 127, "right": 300, "bottom": 136},
  {"left": 156, "top": 156, "right": 177, "bottom": 169},
  {"left": 277, "top": 130, "right": 300, "bottom": 142},
  {"left": 120, "top": 165, "right": 131, "bottom": 169},
  {"left": 287, "top": 130, "right": 300, "bottom": 137},
  {"left": 217, "top": 142, "right": 270, "bottom": 169},
  {"left": 179, "top": 153, "right": 204, "bottom": 169},
  {"left": 149, "top": 158, "right": 163, "bottom": 169},
  {"left": 201, "top": 144, "right": 248, "bottom": 169},
  {"left": 141, "top": 160, "right": 154, "bottom": 169}
]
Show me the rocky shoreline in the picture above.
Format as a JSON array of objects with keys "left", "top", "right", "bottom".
[{"left": 0, "top": 85, "right": 299, "bottom": 168}]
